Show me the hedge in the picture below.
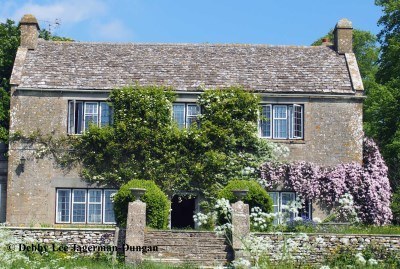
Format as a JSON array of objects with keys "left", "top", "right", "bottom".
[
  {"left": 113, "top": 179, "right": 170, "bottom": 229},
  {"left": 218, "top": 179, "right": 273, "bottom": 213}
]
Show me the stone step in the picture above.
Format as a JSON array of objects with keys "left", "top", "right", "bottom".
[{"left": 145, "top": 257, "right": 228, "bottom": 266}]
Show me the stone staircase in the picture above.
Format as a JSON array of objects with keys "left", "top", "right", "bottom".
[{"left": 144, "top": 230, "right": 233, "bottom": 267}]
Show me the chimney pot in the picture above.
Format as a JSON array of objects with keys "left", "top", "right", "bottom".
[
  {"left": 334, "top": 18, "right": 353, "bottom": 54},
  {"left": 19, "top": 14, "right": 40, "bottom": 50}
]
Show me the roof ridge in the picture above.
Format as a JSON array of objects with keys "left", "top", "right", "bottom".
[{"left": 38, "top": 39, "right": 327, "bottom": 49}]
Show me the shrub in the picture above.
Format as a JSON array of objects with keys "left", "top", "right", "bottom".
[
  {"left": 218, "top": 179, "right": 273, "bottom": 213},
  {"left": 113, "top": 179, "right": 170, "bottom": 229}
]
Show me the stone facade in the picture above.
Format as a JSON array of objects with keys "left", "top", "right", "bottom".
[
  {"left": 5, "top": 14, "right": 365, "bottom": 226},
  {"left": 261, "top": 96, "right": 364, "bottom": 166}
]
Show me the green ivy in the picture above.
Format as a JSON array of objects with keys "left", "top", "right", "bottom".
[{"left": 74, "top": 86, "right": 276, "bottom": 200}]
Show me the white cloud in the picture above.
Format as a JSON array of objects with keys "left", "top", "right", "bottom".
[
  {"left": 94, "top": 20, "right": 134, "bottom": 41},
  {"left": 11, "top": 0, "right": 107, "bottom": 24},
  {"left": 2, "top": 0, "right": 135, "bottom": 42}
]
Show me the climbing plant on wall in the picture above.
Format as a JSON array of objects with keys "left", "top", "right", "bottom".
[{"left": 259, "top": 138, "right": 392, "bottom": 225}]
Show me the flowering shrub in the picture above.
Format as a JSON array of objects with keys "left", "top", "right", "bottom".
[
  {"left": 193, "top": 212, "right": 210, "bottom": 227},
  {"left": 250, "top": 207, "right": 275, "bottom": 232},
  {"left": 259, "top": 138, "right": 392, "bottom": 225}
]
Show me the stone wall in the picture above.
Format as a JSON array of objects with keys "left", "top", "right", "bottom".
[
  {"left": 253, "top": 233, "right": 400, "bottom": 264},
  {"left": 5, "top": 227, "right": 400, "bottom": 266},
  {"left": 9, "top": 227, "right": 116, "bottom": 246}
]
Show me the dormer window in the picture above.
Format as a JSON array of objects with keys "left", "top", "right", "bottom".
[
  {"left": 259, "top": 104, "right": 303, "bottom": 139},
  {"left": 68, "top": 101, "right": 112, "bottom": 134}
]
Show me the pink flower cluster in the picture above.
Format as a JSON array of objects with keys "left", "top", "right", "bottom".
[{"left": 259, "top": 138, "right": 392, "bottom": 225}]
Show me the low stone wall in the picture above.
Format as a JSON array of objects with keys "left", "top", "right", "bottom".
[
  {"left": 254, "top": 233, "right": 400, "bottom": 264},
  {"left": 8, "top": 227, "right": 116, "bottom": 247},
  {"left": 4, "top": 227, "right": 400, "bottom": 266}
]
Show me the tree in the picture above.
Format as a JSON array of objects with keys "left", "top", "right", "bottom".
[
  {"left": 363, "top": 1, "right": 400, "bottom": 191},
  {"left": 0, "top": 20, "right": 19, "bottom": 142},
  {"left": 39, "top": 29, "right": 74, "bottom": 42},
  {"left": 376, "top": 0, "right": 400, "bottom": 83}
]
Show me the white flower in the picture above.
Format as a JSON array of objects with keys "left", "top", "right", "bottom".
[
  {"left": 315, "top": 236, "right": 325, "bottom": 245},
  {"left": 320, "top": 266, "right": 330, "bottom": 269},
  {"left": 355, "top": 252, "right": 366, "bottom": 265},
  {"left": 297, "top": 233, "right": 309, "bottom": 241},
  {"left": 231, "top": 258, "right": 251, "bottom": 268},
  {"left": 368, "top": 258, "right": 378, "bottom": 265},
  {"left": 313, "top": 217, "right": 322, "bottom": 223}
]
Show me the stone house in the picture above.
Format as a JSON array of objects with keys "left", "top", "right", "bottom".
[{"left": 3, "top": 14, "right": 364, "bottom": 227}]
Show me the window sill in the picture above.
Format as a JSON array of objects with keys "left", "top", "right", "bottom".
[{"left": 266, "top": 139, "right": 306, "bottom": 144}]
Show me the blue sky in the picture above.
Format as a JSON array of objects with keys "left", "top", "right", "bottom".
[{"left": 1, "top": 0, "right": 382, "bottom": 45}]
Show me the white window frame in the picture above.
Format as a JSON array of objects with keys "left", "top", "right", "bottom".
[
  {"left": 83, "top": 102, "right": 99, "bottom": 132},
  {"left": 68, "top": 101, "right": 112, "bottom": 134},
  {"left": 56, "top": 189, "right": 71, "bottom": 223},
  {"left": 267, "top": 191, "right": 311, "bottom": 225},
  {"left": 259, "top": 104, "right": 303, "bottom": 140},
  {"left": 87, "top": 190, "right": 102, "bottom": 224},
  {"left": 259, "top": 105, "right": 272, "bottom": 138},
  {"left": 292, "top": 104, "right": 303, "bottom": 139},
  {"left": 72, "top": 189, "right": 87, "bottom": 224},
  {"left": 56, "top": 188, "right": 117, "bottom": 224},
  {"left": 103, "top": 189, "right": 117, "bottom": 224},
  {"left": 172, "top": 103, "right": 200, "bottom": 128}
]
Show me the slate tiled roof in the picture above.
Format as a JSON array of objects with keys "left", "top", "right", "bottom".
[{"left": 17, "top": 40, "right": 354, "bottom": 94}]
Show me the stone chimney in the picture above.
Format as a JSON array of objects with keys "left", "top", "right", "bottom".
[
  {"left": 334, "top": 18, "right": 353, "bottom": 54},
  {"left": 19, "top": 14, "right": 40, "bottom": 50}
]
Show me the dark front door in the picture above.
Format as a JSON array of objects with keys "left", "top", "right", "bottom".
[{"left": 171, "top": 195, "right": 195, "bottom": 229}]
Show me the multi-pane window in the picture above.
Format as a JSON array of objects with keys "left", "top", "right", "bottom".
[
  {"left": 268, "top": 191, "right": 311, "bottom": 225},
  {"left": 56, "top": 189, "right": 117, "bottom": 224},
  {"left": 68, "top": 101, "right": 112, "bottom": 134},
  {"left": 88, "top": 190, "right": 102, "bottom": 223},
  {"left": 57, "top": 190, "right": 71, "bottom": 223},
  {"left": 72, "top": 189, "right": 86, "bottom": 223},
  {"left": 104, "top": 190, "right": 116, "bottom": 223},
  {"left": 259, "top": 104, "right": 303, "bottom": 139},
  {"left": 172, "top": 103, "right": 200, "bottom": 128}
]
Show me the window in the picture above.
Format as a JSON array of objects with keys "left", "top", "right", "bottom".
[
  {"left": 259, "top": 104, "right": 303, "bottom": 139},
  {"left": 103, "top": 190, "right": 116, "bottom": 223},
  {"left": 56, "top": 189, "right": 117, "bottom": 224},
  {"left": 68, "top": 101, "right": 112, "bottom": 134},
  {"left": 88, "top": 190, "right": 102, "bottom": 223},
  {"left": 267, "top": 191, "right": 311, "bottom": 225},
  {"left": 72, "top": 189, "right": 86, "bottom": 223},
  {"left": 172, "top": 103, "right": 200, "bottom": 128}
]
